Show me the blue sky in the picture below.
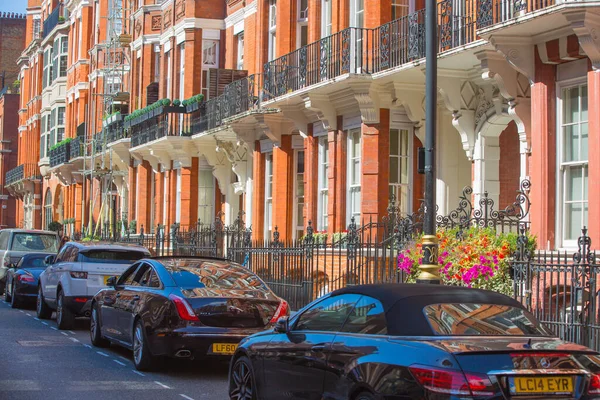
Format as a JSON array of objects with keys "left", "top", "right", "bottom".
[{"left": 1, "top": 0, "right": 28, "bottom": 14}]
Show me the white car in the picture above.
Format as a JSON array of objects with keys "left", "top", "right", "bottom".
[
  {"left": 0, "top": 229, "right": 60, "bottom": 294},
  {"left": 37, "top": 241, "right": 151, "bottom": 329}
]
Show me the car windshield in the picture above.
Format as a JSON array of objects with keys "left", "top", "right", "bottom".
[
  {"left": 18, "top": 256, "right": 49, "bottom": 269},
  {"left": 79, "top": 250, "right": 148, "bottom": 264},
  {"left": 168, "top": 263, "right": 268, "bottom": 292},
  {"left": 10, "top": 233, "right": 58, "bottom": 252},
  {"left": 424, "top": 303, "right": 554, "bottom": 336}
]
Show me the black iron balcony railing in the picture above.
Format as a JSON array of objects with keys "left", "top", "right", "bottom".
[
  {"left": 49, "top": 142, "right": 71, "bottom": 167},
  {"left": 69, "top": 137, "right": 83, "bottom": 159},
  {"left": 264, "top": 1, "right": 478, "bottom": 99},
  {"left": 5, "top": 163, "right": 40, "bottom": 186},
  {"left": 477, "top": 0, "right": 555, "bottom": 29},
  {"left": 93, "top": 131, "right": 104, "bottom": 154},
  {"left": 106, "top": 119, "right": 128, "bottom": 144},
  {"left": 42, "top": 3, "right": 66, "bottom": 38},
  {"left": 130, "top": 105, "right": 187, "bottom": 148}
]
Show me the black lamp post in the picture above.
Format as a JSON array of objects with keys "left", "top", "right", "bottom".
[{"left": 417, "top": 0, "right": 440, "bottom": 284}]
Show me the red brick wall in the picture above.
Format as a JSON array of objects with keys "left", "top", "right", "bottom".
[
  {"left": 499, "top": 121, "right": 520, "bottom": 209},
  {"left": 0, "top": 94, "right": 19, "bottom": 227},
  {"left": 273, "top": 135, "right": 294, "bottom": 241},
  {"left": 0, "top": 16, "right": 26, "bottom": 89}
]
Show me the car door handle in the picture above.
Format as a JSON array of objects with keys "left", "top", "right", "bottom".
[{"left": 311, "top": 345, "right": 327, "bottom": 352}]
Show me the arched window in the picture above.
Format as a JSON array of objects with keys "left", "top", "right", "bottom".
[{"left": 45, "top": 189, "right": 53, "bottom": 229}]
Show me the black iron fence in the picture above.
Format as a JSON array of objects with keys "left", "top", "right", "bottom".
[
  {"left": 49, "top": 143, "right": 71, "bottom": 168},
  {"left": 42, "top": 3, "right": 66, "bottom": 38},
  {"left": 477, "top": 0, "right": 555, "bottom": 29}
]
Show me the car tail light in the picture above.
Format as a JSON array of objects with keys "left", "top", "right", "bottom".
[
  {"left": 588, "top": 374, "right": 600, "bottom": 394},
  {"left": 169, "top": 294, "right": 199, "bottom": 321},
  {"left": 70, "top": 271, "right": 88, "bottom": 279},
  {"left": 409, "top": 365, "right": 494, "bottom": 397},
  {"left": 18, "top": 274, "right": 35, "bottom": 283},
  {"left": 269, "top": 299, "right": 289, "bottom": 324}
]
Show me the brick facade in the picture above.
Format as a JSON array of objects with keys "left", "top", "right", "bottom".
[{"left": 0, "top": 13, "right": 26, "bottom": 91}]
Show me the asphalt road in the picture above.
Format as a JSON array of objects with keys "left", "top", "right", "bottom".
[{"left": 0, "top": 299, "right": 230, "bottom": 400}]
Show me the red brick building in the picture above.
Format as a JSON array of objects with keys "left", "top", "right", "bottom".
[
  {"left": 0, "top": 12, "right": 26, "bottom": 91},
  {"left": 6, "top": 0, "right": 600, "bottom": 252},
  {"left": 0, "top": 91, "right": 21, "bottom": 228}
]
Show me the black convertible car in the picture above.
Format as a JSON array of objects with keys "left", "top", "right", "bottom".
[
  {"left": 228, "top": 284, "right": 600, "bottom": 400},
  {"left": 90, "top": 256, "right": 289, "bottom": 371},
  {"left": 4, "top": 253, "right": 54, "bottom": 309}
]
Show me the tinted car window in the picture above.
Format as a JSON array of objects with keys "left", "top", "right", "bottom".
[
  {"left": 169, "top": 264, "right": 268, "bottom": 291},
  {"left": 424, "top": 303, "right": 554, "bottom": 336},
  {"left": 64, "top": 247, "right": 78, "bottom": 262},
  {"left": 134, "top": 265, "right": 161, "bottom": 288},
  {"left": 294, "top": 294, "right": 361, "bottom": 332},
  {"left": 55, "top": 245, "right": 69, "bottom": 263},
  {"left": 18, "top": 255, "right": 49, "bottom": 269},
  {"left": 341, "top": 295, "right": 388, "bottom": 335},
  {"left": 10, "top": 233, "right": 58, "bottom": 252},
  {"left": 118, "top": 263, "right": 140, "bottom": 286},
  {"left": 0, "top": 231, "right": 9, "bottom": 250},
  {"left": 79, "top": 250, "right": 147, "bottom": 264}
]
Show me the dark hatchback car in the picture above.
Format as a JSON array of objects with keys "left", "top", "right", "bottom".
[
  {"left": 90, "top": 256, "right": 289, "bottom": 371},
  {"left": 228, "top": 284, "right": 600, "bottom": 400},
  {"left": 4, "top": 253, "right": 54, "bottom": 309}
]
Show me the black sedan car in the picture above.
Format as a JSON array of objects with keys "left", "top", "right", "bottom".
[
  {"left": 228, "top": 283, "right": 600, "bottom": 400},
  {"left": 90, "top": 256, "right": 289, "bottom": 371},
  {"left": 4, "top": 253, "right": 54, "bottom": 309}
]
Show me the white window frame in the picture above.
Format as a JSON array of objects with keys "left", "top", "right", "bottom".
[
  {"left": 350, "top": 0, "right": 365, "bottom": 28},
  {"left": 268, "top": 0, "right": 277, "bottom": 61},
  {"left": 178, "top": 43, "right": 185, "bottom": 100},
  {"left": 236, "top": 33, "right": 244, "bottom": 70},
  {"left": 389, "top": 125, "right": 414, "bottom": 215},
  {"left": 321, "top": 0, "right": 332, "bottom": 37},
  {"left": 264, "top": 153, "right": 274, "bottom": 240},
  {"left": 175, "top": 168, "right": 182, "bottom": 223},
  {"left": 317, "top": 136, "right": 329, "bottom": 231},
  {"left": 293, "top": 150, "right": 305, "bottom": 240},
  {"left": 198, "top": 168, "right": 215, "bottom": 225},
  {"left": 165, "top": 50, "right": 172, "bottom": 98},
  {"left": 297, "top": 0, "right": 308, "bottom": 49},
  {"left": 391, "top": 0, "right": 411, "bottom": 20},
  {"left": 346, "top": 128, "right": 361, "bottom": 225},
  {"left": 163, "top": 171, "right": 168, "bottom": 225},
  {"left": 556, "top": 78, "right": 589, "bottom": 249},
  {"left": 202, "top": 39, "right": 219, "bottom": 70}
]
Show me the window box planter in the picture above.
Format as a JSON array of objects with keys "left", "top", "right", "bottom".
[{"left": 164, "top": 105, "right": 187, "bottom": 114}]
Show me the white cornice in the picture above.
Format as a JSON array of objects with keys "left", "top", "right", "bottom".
[
  {"left": 131, "top": 4, "right": 163, "bottom": 21},
  {"left": 131, "top": 34, "right": 161, "bottom": 51},
  {"left": 161, "top": 17, "right": 225, "bottom": 43},
  {"left": 225, "top": 7, "right": 244, "bottom": 29}
]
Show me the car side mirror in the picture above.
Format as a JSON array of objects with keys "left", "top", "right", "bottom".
[
  {"left": 44, "top": 255, "right": 55, "bottom": 265},
  {"left": 274, "top": 317, "right": 290, "bottom": 334},
  {"left": 106, "top": 276, "right": 117, "bottom": 287}
]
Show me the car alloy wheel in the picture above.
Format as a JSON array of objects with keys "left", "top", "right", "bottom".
[
  {"left": 90, "top": 306, "right": 109, "bottom": 347},
  {"left": 57, "top": 294, "right": 63, "bottom": 325},
  {"left": 230, "top": 357, "right": 256, "bottom": 400},
  {"left": 133, "top": 324, "right": 144, "bottom": 366},
  {"left": 36, "top": 286, "right": 52, "bottom": 319},
  {"left": 10, "top": 283, "right": 20, "bottom": 308},
  {"left": 56, "top": 291, "right": 74, "bottom": 330}
]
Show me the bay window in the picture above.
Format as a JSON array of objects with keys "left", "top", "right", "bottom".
[
  {"left": 389, "top": 128, "right": 412, "bottom": 214},
  {"left": 317, "top": 137, "right": 329, "bottom": 231},
  {"left": 347, "top": 129, "right": 361, "bottom": 224},
  {"left": 559, "top": 83, "right": 588, "bottom": 247}
]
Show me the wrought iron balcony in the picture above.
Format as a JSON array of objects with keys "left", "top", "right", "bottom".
[
  {"left": 130, "top": 105, "right": 187, "bottom": 148},
  {"left": 69, "top": 137, "right": 84, "bottom": 159},
  {"left": 42, "top": 3, "right": 66, "bottom": 38},
  {"left": 49, "top": 142, "right": 71, "bottom": 167},
  {"left": 263, "top": 1, "right": 477, "bottom": 99},
  {"left": 5, "top": 163, "right": 40, "bottom": 186},
  {"left": 477, "top": 0, "right": 555, "bottom": 30},
  {"left": 187, "top": 74, "right": 263, "bottom": 135},
  {"left": 106, "top": 118, "right": 128, "bottom": 144}
]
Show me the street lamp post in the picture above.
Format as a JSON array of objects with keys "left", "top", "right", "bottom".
[{"left": 417, "top": 0, "right": 441, "bottom": 284}]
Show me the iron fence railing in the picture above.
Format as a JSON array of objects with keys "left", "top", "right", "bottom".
[
  {"left": 69, "top": 137, "right": 83, "bottom": 159},
  {"left": 49, "top": 142, "right": 71, "bottom": 167},
  {"left": 129, "top": 106, "right": 187, "bottom": 148},
  {"left": 5, "top": 163, "right": 40, "bottom": 186},
  {"left": 477, "top": 0, "right": 555, "bottom": 29},
  {"left": 42, "top": 3, "right": 66, "bottom": 38}
]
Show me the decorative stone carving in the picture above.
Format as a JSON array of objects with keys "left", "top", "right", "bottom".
[
  {"left": 151, "top": 16, "right": 162, "bottom": 31},
  {"left": 474, "top": 88, "right": 493, "bottom": 128},
  {"left": 134, "top": 19, "right": 142, "bottom": 37},
  {"left": 163, "top": 9, "right": 172, "bottom": 29},
  {"left": 565, "top": 10, "right": 600, "bottom": 69},
  {"left": 175, "top": 0, "right": 186, "bottom": 21}
]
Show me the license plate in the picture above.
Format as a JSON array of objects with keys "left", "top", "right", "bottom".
[
  {"left": 211, "top": 343, "right": 238, "bottom": 355},
  {"left": 512, "top": 376, "right": 573, "bottom": 394}
]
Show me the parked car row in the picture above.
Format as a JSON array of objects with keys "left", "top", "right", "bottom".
[{"left": 4, "top": 229, "right": 600, "bottom": 399}]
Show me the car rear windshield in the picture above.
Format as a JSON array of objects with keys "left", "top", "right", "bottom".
[
  {"left": 79, "top": 250, "right": 148, "bottom": 264},
  {"left": 170, "top": 265, "right": 268, "bottom": 291},
  {"left": 10, "top": 233, "right": 58, "bottom": 252},
  {"left": 424, "top": 303, "right": 554, "bottom": 336}
]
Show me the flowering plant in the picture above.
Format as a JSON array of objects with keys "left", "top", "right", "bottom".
[{"left": 397, "top": 227, "right": 536, "bottom": 296}]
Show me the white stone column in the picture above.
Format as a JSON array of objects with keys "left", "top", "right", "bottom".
[{"left": 473, "top": 134, "right": 501, "bottom": 208}]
